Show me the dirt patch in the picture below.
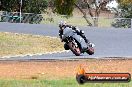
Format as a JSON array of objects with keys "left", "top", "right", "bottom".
[{"left": 0, "top": 59, "right": 132, "bottom": 79}]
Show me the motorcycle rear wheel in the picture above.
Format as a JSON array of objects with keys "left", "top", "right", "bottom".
[{"left": 68, "top": 42, "right": 81, "bottom": 56}]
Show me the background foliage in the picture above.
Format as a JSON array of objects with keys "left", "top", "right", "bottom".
[
  {"left": 112, "top": 1, "right": 132, "bottom": 28},
  {"left": 0, "top": 0, "right": 48, "bottom": 14},
  {"left": 54, "top": 0, "right": 77, "bottom": 16}
]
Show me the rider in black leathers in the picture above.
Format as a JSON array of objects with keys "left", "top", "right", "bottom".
[{"left": 58, "top": 21, "right": 91, "bottom": 50}]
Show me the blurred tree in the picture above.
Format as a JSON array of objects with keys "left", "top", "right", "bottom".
[
  {"left": 54, "top": 0, "right": 108, "bottom": 26},
  {"left": 112, "top": 0, "right": 132, "bottom": 28},
  {"left": 22, "top": 0, "right": 48, "bottom": 14},
  {"left": 0, "top": 0, "right": 48, "bottom": 24},
  {"left": 118, "top": 0, "right": 132, "bottom": 5},
  {"left": 55, "top": 0, "right": 76, "bottom": 16},
  {"left": 0, "top": 0, "right": 48, "bottom": 14},
  {"left": 0, "top": 0, "right": 19, "bottom": 12}
]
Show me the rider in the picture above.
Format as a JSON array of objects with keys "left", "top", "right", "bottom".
[{"left": 58, "top": 21, "right": 91, "bottom": 50}]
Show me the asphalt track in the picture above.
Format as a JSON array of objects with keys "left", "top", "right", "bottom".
[{"left": 0, "top": 22, "right": 132, "bottom": 60}]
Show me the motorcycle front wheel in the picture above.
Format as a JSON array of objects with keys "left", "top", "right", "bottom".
[{"left": 86, "top": 47, "right": 94, "bottom": 55}]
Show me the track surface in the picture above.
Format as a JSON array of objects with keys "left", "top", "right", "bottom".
[{"left": 0, "top": 22, "right": 132, "bottom": 60}]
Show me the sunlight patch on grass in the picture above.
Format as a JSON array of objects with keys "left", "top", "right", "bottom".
[{"left": 0, "top": 32, "right": 64, "bottom": 57}]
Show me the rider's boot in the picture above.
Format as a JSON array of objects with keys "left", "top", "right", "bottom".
[
  {"left": 84, "top": 38, "right": 90, "bottom": 47},
  {"left": 81, "top": 47, "right": 88, "bottom": 53},
  {"left": 64, "top": 43, "right": 70, "bottom": 50}
]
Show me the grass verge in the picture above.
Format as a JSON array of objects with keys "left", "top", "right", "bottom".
[
  {"left": 40, "top": 15, "right": 114, "bottom": 27},
  {"left": 0, "top": 32, "right": 64, "bottom": 57},
  {"left": 0, "top": 78, "right": 131, "bottom": 87}
]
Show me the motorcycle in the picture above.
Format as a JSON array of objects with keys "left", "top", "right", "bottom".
[{"left": 61, "top": 27, "right": 95, "bottom": 56}]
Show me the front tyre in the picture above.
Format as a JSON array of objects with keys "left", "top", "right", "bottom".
[
  {"left": 68, "top": 42, "right": 81, "bottom": 56},
  {"left": 87, "top": 47, "right": 94, "bottom": 55}
]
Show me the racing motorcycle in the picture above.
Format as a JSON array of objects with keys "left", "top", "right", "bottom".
[{"left": 61, "top": 27, "right": 95, "bottom": 56}]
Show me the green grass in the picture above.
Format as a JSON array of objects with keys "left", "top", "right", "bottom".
[{"left": 0, "top": 78, "right": 131, "bottom": 87}]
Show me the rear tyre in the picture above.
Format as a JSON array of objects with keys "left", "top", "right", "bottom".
[{"left": 68, "top": 42, "right": 81, "bottom": 56}]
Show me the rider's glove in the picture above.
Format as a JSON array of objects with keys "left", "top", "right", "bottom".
[
  {"left": 61, "top": 35, "right": 67, "bottom": 42},
  {"left": 61, "top": 35, "right": 64, "bottom": 42},
  {"left": 80, "top": 30, "right": 84, "bottom": 34},
  {"left": 61, "top": 38, "right": 67, "bottom": 42}
]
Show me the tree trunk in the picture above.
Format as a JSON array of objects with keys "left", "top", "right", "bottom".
[
  {"left": 74, "top": 3, "right": 92, "bottom": 26},
  {"left": 84, "top": 0, "right": 94, "bottom": 17},
  {"left": 84, "top": 1, "right": 98, "bottom": 27},
  {"left": 94, "top": 1, "right": 99, "bottom": 27},
  {"left": 94, "top": 0, "right": 106, "bottom": 27}
]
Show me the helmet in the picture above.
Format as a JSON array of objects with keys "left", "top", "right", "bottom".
[{"left": 59, "top": 21, "right": 67, "bottom": 28}]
